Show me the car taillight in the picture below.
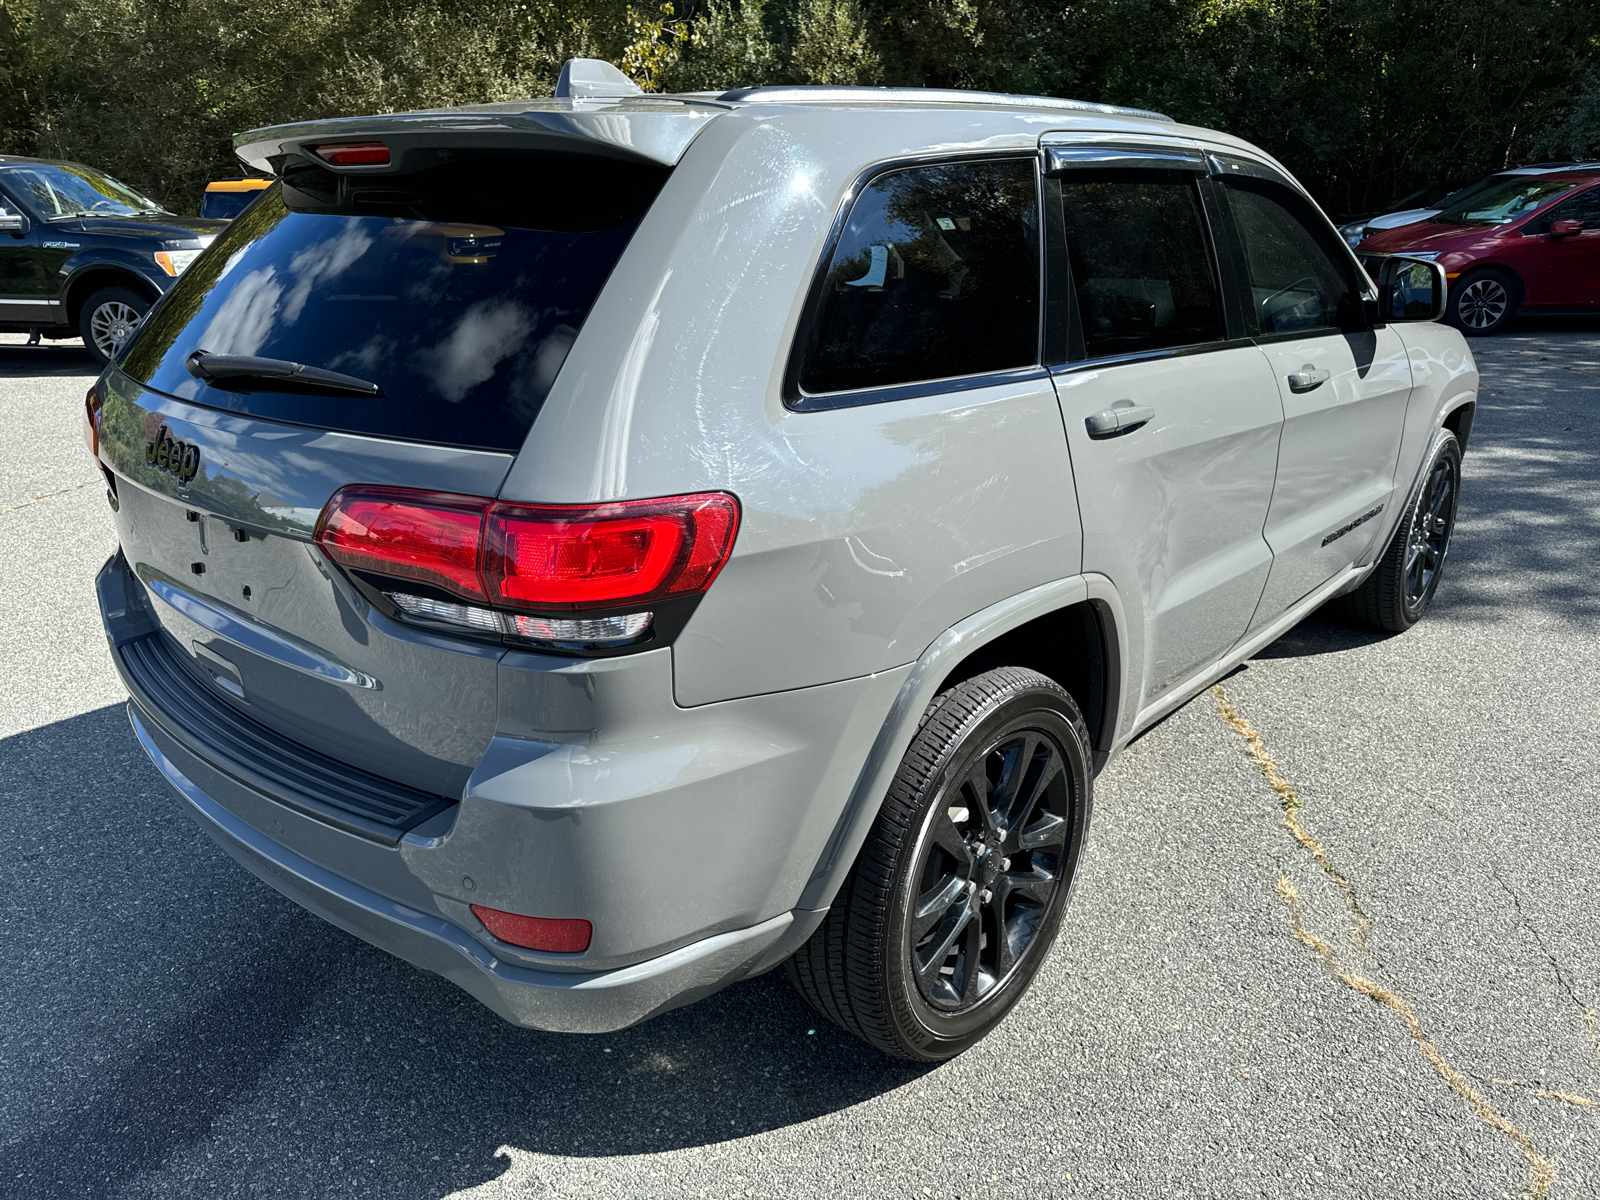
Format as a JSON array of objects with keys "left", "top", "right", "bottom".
[
  {"left": 313, "top": 486, "right": 740, "bottom": 650},
  {"left": 314, "top": 487, "right": 488, "bottom": 599},
  {"left": 313, "top": 141, "right": 390, "bottom": 166},
  {"left": 483, "top": 493, "right": 740, "bottom": 611},
  {"left": 471, "top": 905, "right": 591, "bottom": 953},
  {"left": 83, "top": 386, "right": 103, "bottom": 460}
]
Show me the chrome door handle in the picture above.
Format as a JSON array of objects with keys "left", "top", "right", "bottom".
[
  {"left": 1287, "top": 363, "right": 1331, "bottom": 392},
  {"left": 1085, "top": 403, "right": 1155, "bottom": 439}
]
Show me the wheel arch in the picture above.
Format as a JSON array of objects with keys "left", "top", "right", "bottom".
[
  {"left": 792, "top": 574, "right": 1126, "bottom": 915},
  {"left": 1442, "top": 398, "right": 1475, "bottom": 452},
  {"left": 63, "top": 267, "right": 159, "bottom": 327}
]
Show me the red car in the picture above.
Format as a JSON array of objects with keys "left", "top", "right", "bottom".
[{"left": 1358, "top": 168, "right": 1600, "bottom": 335}]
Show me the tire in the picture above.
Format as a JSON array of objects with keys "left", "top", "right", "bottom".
[
  {"left": 1446, "top": 268, "right": 1519, "bottom": 337},
  {"left": 785, "top": 667, "right": 1093, "bottom": 1061},
  {"left": 1339, "top": 430, "right": 1461, "bottom": 632},
  {"left": 78, "top": 286, "right": 151, "bottom": 366}
]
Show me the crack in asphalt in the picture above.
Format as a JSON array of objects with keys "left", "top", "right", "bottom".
[
  {"left": 1212, "top": 684, "right": 1563, "bottom": 1199},
  {"left": 0, "top": 477, "right": 98, "bottom": 517},
  {"left": 1494, "top": 872, "right": 1600, "bottom": 1054}
]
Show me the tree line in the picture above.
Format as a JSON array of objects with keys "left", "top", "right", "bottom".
[{"left": 1, "top": 0, "right": 1596, "bottom": 218}]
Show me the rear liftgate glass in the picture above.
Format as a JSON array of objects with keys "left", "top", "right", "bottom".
[{"left": 120, "top": 150, "right": 670, "bottom": 452}]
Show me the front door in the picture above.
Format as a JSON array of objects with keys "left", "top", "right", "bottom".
[
  {"left": 1046, "top": 159, "right": 1285, "bottom": 709},
  {"left": 1526, "top": 184, "right": 1600, "bottom": 310},
  {"left": 1216, "top": 174, "right": 1413, "bottom": 625}
]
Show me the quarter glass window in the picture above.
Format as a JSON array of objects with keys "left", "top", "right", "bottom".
[
  {"left": 1057, "top": 173, "right": 1225, "bottom": 359},
  {"left": 798, "top": 159, "right": 1040, "bottom": 395},
  {"left": 1225, "top": 179, "right": 1360, "bottom": 336}
]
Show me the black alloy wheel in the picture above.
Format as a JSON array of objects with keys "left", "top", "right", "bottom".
[
  {"left": 908, "top": 726, "right": 1071, "bottom": 1012},
  {"left": 1403, "top": 448, "right": 1458, "bottom": 615},
  {"left": 785, "top": 667, "right": 1092, "bottom": 1061},
  {"left": 1337, "top": 429, "right": 1462, "bottom": 632}
]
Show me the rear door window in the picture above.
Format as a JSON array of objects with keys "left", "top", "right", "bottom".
[
  {"left": 1056, "top": 172, "right": 1226, "bottom": 359},
  {"left": 122, "top": 153, "right": 668, "bottom": 452},
  {"left": 796, "top": 158, "right": 1040, "bottom": 397}
]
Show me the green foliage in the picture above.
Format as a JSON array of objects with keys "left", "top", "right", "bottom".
[{"left": 0, "top": 0, "right": 1593, "bottom": 218}]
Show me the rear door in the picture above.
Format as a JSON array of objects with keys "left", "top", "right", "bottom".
[
  {"left": 0, "top": 178, "right": 57, "bottom": 325},
  {"left": 1043, "top": 142, "right": 1285, "bottom": 709},
  {"left": 1214, "top": 171, "right": 1412, "bottom": 626},
  {"left": 99, "top": 153, "right": 666, "bottom": 798}
]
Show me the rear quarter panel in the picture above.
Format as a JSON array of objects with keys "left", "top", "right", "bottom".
[{"left": 499, "top": 107, "right": 1106, "bottom": 704}]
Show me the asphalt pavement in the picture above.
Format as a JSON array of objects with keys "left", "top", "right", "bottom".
[{"left": 1, "top": 324, "right": 1596, "bottom": 1199}]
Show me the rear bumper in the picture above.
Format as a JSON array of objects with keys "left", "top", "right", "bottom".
[
  {"left": 100, "top": 550, "right": 905, "bottom": 1031},
  {"left": 130, "top": 703, "right": 796, "bottom": 1032}
]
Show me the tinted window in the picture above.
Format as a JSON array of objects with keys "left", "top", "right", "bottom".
[
  {"left": 1225, "top": 180, "right": 1360, "bottom": 336},
  {"left": 798, "top": 159, "right": 1039, "bottom": 395},
  {"left": 121, "top": 154, "right": 668, "bottom": 452},
  {"left": 1058, "top": 173, "right": 1225, "bottom": 358},
  {"left": 200, "top": 188, "right": 265, "bottom": 221},
  {"left": 1545, "top": 186, "right": 1600, "bottom": 230}
]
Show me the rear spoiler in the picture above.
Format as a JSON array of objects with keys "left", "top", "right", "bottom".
[{"left": 234, "top": 96, "right": 726, "bottom": 177}]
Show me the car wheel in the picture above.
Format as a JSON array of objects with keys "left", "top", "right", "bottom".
[
  {"left": 1447, "top": 269, "right": 1519, "bottom": 337},
  {"left": 79, "top": 286, "right": 151, "bottom": 366},
  {"left": 785, "top": 667, "right": 1092, "bottom": 1061},
  {"left": 1338, "top": 430, "right": 1461, "bottom": 632}
]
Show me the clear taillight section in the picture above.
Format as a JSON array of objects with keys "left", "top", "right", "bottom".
[{"left": 313, "top": 486, "right": 739, "bottom": 650}]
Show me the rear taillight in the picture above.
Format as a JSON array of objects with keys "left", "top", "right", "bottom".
[
  {"left": 314, "top": 488, "right": 488, "bottom": 599},
  {"left": 83, "top": 386, "right": 103, "bottom": 460},
  {"left": 484, "top": 494, "right": 740, "bottom": 612},
  {"left": 313, "top": 486, "right": 739, "bottom": 650},
  {"left": 471, "top": 905, "right": 591, "bottom": 953},
  {"left": 313, "top": 141, "right": 390, "bottom": 166}
]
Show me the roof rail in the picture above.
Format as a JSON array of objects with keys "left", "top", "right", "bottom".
[{"left": 716, "top": 85, "right": 1171, "bottom": 122}]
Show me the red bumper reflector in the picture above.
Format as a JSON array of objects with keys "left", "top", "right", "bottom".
[
  {"left": 471, "top": 905, "right": 592, "bottom": 953},
  {"left": 83, "top": 386, "right": 103, "bottom": 460},
  {"left": 314, "top": 141, "right": 390, "bottom": 166}
]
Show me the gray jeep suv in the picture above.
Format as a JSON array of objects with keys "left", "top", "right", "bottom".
[{"left": 91, "top": 60, "right": 1477, "bottom": 1061}]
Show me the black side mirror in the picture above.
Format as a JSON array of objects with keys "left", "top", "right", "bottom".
[
  {"left": 1377, "top": 256, "right": 1447, "bottom": 322},
  {"left": 0, "top": 212, "right": 27, "bottom": 237}
]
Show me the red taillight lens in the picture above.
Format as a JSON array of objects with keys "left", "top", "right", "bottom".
[
  {"left": 484, "top": 493, "right": 740, "bottom": 611},
  {"left": 471, "top": 905, "right": 592, "bottom": 953},
  {"left": 314, "top": 486, "right": 489, "bottom": 600},
  {"left": 83, "top": 386, "right": 103, "bottom": 460},
  {"left": 313, "top": 141, "right": 390, "bottom": 166}
]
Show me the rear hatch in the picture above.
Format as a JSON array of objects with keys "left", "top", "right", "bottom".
[{"left": 97, "top": 146, "right": 671, "bottom": 803}]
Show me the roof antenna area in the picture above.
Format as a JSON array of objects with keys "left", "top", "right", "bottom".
[{"left": 555, "top": 59, "right": 644, "bottom": 100}]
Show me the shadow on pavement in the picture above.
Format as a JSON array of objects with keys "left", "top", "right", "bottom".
[
  {"left": 0, "top": 341, "right": 98, "bottom": 379},
  {"left": 0, "top": 706, "right": 925, "bottom": 1200}
]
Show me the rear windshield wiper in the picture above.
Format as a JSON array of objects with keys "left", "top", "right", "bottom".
[{"left": 186, "top": 350, "right": 383, "bottom": 398}]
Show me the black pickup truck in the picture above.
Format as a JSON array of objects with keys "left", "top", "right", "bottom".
[{"left": 0, "top": 155, "right": 225, "bottom": 364}]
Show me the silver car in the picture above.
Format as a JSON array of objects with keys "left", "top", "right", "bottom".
[{"left": 91, "top": 60, "right": 1478, "bottom": 1061}]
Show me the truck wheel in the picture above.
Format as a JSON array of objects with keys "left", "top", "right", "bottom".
[
  {"left": 1340, "top": 430, "right": 1461, "bottom": 632},
  {"left": 79, "top": 287, "right": 151, "bottom": 366},
  {"left": 1446, "top": 268, "right": 1518, "bottom": 337},
  {"left": 786, "top": 667, "right": 1092, "bottom": 1061}
]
